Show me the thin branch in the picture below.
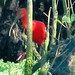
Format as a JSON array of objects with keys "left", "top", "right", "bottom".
[
  {"left": 52, "top": 47, "right": 75, "bottom": 73},
  {"left": 9, "top": 16, "right": 20, "bottom": 36}
]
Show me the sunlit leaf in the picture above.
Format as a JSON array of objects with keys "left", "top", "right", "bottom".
[
  {"left": 62, "top": 15, "right": 71, "bottom": 23},
  {"left": 71, "top": 13, "right": 75, "bottom": 22}
]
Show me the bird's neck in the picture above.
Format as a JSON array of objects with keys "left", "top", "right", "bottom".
[{"left": 21, "top": 14, "right": 27, "bottom": 30}]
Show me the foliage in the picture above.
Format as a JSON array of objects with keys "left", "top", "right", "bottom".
[
  {"left": 71, "top": 14, "right": 75, "bottom": 22},
  {"left": 62, "top": 15, "right": 71, "bottom": 23},
  {"left": 62, "top": 13, "right": 75, "bottom": 23},
  {"left": 0, "top": 59, "right": 45, "bottom": 75},
  {"left": 0, "top": 0, "right": 75, "bottom": 75},
  {"left": 0, "top": 59, "right": 25, "bottom": 75}
]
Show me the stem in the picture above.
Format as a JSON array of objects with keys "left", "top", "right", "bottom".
[
  {"left": 70, "top": 0, "right": 74, "bottom": 13},
  {"left": 40, "top": 7, "right": 52, "bottom": 75},
  {"left": 25, "top": 0, "right": 33, "bottom": 75},
  {"left": 62, "top": 0, "right": 71, "bottom": 38},
  {"left": 62, "top": 0, "right": 67, "bottom": 15},
  {"left": 50, "top": 0, "right": 58, "bottom": 45}
]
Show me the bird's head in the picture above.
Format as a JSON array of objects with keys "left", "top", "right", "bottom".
[
  {"left": 17, "top": 8, "right": 27, "bottom": 30},
  {"left": 17, "top": 8, "right": 27, "bottom": 19}
]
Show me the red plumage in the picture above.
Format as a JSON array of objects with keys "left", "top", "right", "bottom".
[{"left": 18, "top": 8, "right": 46, "bottom": 46}]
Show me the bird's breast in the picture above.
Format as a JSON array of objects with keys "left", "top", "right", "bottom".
[{"left": 33, "top": 21, "right": 46, "bottom": 46}]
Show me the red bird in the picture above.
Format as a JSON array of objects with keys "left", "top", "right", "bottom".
[
  {"left": 17, "top": 8, "right": 46, "bottom": 46},
  {"left": 16, "top": 8, "right": 46, "bottom": 61}
]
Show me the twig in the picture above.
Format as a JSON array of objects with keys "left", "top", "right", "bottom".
[
  {"left": 47, "top": 7, "right": 52, "bottom": 31},
  {"left": 72, "top": 1, "right": 75, "bottom": 6},
  {"left": 9, "top": 22, "right": 16, "bottom": 36},
  {"left": 43, "top": 11, "right": 66, "bottom": 28},
  {"left": 52, "top": 47, "right": 75, "bottom": 73},
  {"left": 49, "top": 40, "right": 71, "bottom": 70},
  {"left": 9, "top": 16, "right": 20, "bottom": 36}
]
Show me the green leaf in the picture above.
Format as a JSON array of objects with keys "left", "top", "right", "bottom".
[
  {"left": 0, "top": 59, "right": 25, "bottom": 74},
  {"left": 62, "top": 15, "right": 71, "bottom": 23},
  {"left": 71, "top": 13, "right": 75, "bottom": 22}
]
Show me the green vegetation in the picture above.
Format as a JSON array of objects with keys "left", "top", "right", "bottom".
[
  {"left": 0, "top": 59, "right": 45, "bottom": 75},
  {"left": 0, "top": 59, "right": 25, "bottom": 75},
  {"left": 0, "top": 0, "right": 75, "bottom": 75}
]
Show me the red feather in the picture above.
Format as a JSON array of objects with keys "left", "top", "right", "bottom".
[{"left": 18, "top": 8, "right": 46, "bottom": 46}]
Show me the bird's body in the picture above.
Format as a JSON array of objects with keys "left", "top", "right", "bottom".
[
  {"left": 17, "top": 8, "right": 46, "bottom": 60},
  {"left": 32, "top": 20, "right": 46, "bottom": 46},
  {"left": 18, "top": 8, "right": 46, "bottom": 46}
]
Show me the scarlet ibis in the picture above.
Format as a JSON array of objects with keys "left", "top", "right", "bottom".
[
  {"left": 17, "top": 8, "right": 46, "bottom": 46},
  {"left": 16, "top": 8, "right": 46, "bottom": 60}
]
